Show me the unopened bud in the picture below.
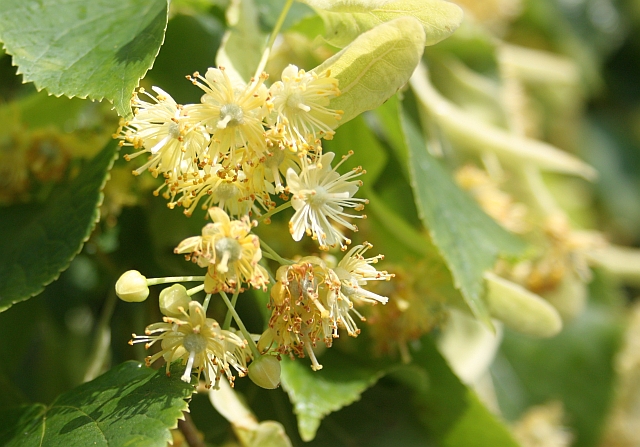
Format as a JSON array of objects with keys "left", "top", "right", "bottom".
[
  {"left": 159, "top": 284, "right": 191, "bottom": 317},
  {"left": 115, "top": 270, "right": 149, "bottom": 302},
  {"left": 484, "top": 271, "right": 562, "bottom": 338},
  {"left": 257, "top": 328, "right": 275, "bottom": 353},
  {"left": 248, "top": 355, "right": 281, "bottom": 389}
]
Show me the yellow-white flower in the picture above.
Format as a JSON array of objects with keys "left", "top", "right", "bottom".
[
  {"left": 186, "top": 67, "right": 268, "bottom": 161},
  {"left": 117, "top": 87, "right": 209, "bottom": 178},
  {"left": 130, "top": 300, "right": 249, "bottom": 388},
  {"left": 333, "top": 242, "right": 392, "bottom": 305},
  {"left": 267, "top": 65, "right": 342, "bottom": 152},
  {"left": 286, "top": 152, "right": 366, "bottom": 250},
  {"left": 174, "top": 207, "right": 269, "bottom": 293},
  {"left": 163, "top": 162, "right": 254, "bottom": 217},
  {"left": 266, "top": 258, "right": 331, "bottom": 370}
]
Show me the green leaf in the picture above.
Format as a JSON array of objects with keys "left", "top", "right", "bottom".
[
  {"left": 216, "top": 0, "right": 266, "bottom": 82},
  {"left": 0, "top": 361, "right": 195, "bottom": 447},
  {"left": 0, "top": 140, "right": 119, "bottom": 313},
  {"left": 0, "top": 0, "right": 169, "bottom": 118},
  {"left": 400, "top": 103, "right": 526, "bottom": 326},
  {"left": 310, "top": 0, "right": 463, "bottom": 48},
  {"left": 280, "top": 357, "right": 382, "bottom": 442},
  {"left": 406, "top": 337, "right": 520, "bottom": 447},
  {"left": 313, "top": 16, "right": 425, "bottom": 126}
]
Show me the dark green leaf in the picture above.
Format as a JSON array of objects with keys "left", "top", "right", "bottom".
[
  {"left": 0, "top": 0, "right": 169, "bottom": 118},
  {"left": 0, "top": 140, "right": 119, "bottom": 313},
  {"left": 0, "top": 361, "right": 194, "bottom": 447},
  {"left": 400, "top": 104, "right": 526, "bottom": 326},
  {"left": 406, "top": 337, "right": 520, "bottom": 447}
]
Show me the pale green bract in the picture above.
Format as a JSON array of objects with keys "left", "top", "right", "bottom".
[
  {"left": 216, "top": 0, "right": 265, "bottom": 82},
  {"left": 313, "top": 16, "right": 426, "bottom": 126},
  {"left": 308, "top": 0, "right": 464, "bottom": 48}
]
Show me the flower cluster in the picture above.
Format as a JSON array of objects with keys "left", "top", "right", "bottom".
[
  {"left": 116, "top": 58, "right": 392, "bottom": 383},
  {"left": 116, "top": 65, "right": 365, "bottom": 251}
]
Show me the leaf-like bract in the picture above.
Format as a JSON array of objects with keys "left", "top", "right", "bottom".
[
  {"left": 314, "top": 16, "right": 425, "bottom": 126},
  {"left": 312, "top": 0, "right": 463, "bottom": 48}
]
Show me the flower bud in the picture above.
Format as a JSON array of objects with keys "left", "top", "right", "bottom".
[
  {"left": 248, "top": 355, "right": 281, "bottom": 389},
  {"left": 484, "top": 271, "right": 562, "bottom": 338},
  {"left": 257, "top": 328, "right": 275, "bottom": 353},
  {"left": 159, "top": 284, "right": 192, "bottom": 317},
  {"left": 115, "top": 270, "right": 149, "bottom": 302}
]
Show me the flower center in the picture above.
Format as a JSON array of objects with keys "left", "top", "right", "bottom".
[
  {"left": 218, "top": 103, "right": 244, "bottom": 128},
  {"left": 286, "top": 92, "right": 311, "bottom": 113},
  {"left": 215, "top": 237, "right": 242, "bottom": 273},
  {"left": 168, "top": 121, "right": 181, "bottom": 139},
  {"left": 183, "top": 332, "right": 207, "bottom": 354},
  {"left": 307, "top": 186, "right": 328, "bottom": 207},
  {"left": 216, "top": 182, "right": 239, "bottom": 201},
  {"left": 264, "top": 149, "right": 285, "bottom": 169}
]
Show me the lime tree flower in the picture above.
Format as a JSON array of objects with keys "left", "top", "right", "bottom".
[
  {"left": 174, "top": 207, "right": 269, "bottom": 293},
  {"left": 162, "top": 162, "right": 254, "bottom": 217},
  {"left": 286, "top": 151, "right": 367, "bottom": 250},
  {"left": 116, "top": 87, "right": 209, "bottom": 178},
  {"left": 333, "top": 242, "right": 393, "bottom": 305},
  {"left": 130, "top": 300, "right": 250, "bottom": 388},
  {"left": 265, "top": 251, "right": 390, "bottom": 370},
  {"left": 265, "top": 258, "right": 330, "bottom": 371},
  {"left": 185, "top": 67, "right": 269, "bottom": 163},
  {"left": 267, "top": 65, "right": 342, "bottom": 152}
]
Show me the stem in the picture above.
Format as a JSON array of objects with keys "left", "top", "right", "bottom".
[
  {"left": 178, "top": 412, "right": 206, "bottom": 447},
  {"left": 146, "top": 276, "right": 206, "bottom": 286},
  {"left": 202, "top": 293, "right": 212, "bottom": 313},
  {"left": 220, "top": 291, "right": 261, "bottom": 358},
  {"left": 257, "top": 201, "right": 293, "bottom": 224},
  {"left": 83, "top": 290, "right": 118, "bottom": 382},
  {"left": 187, "top": 284, "right": 205, "bottom": 296},
  {"left": 260, "top": 239, "right": 294, "bottom": 265},
  {"left": 254, "top": 0, "right": 294, "bottom": 77},
  {"left": 223, "top": 288, "right": 240, "bottom": 330}
]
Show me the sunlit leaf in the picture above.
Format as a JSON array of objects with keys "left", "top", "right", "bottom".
[
  {"left": 216, "top": 0, "right": 265, "bottom": 82},
  {"left": 0, "top": 0, "right": 169, "bottom": 118},
  {"left": 0, "top": 361, "right": 194, "bottom": 447}
]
